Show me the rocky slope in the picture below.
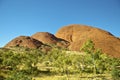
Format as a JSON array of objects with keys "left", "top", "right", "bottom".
[
  {"left": 31, "top": 32, "right": 69, "bottom": 48},
  {"left": 4, "top": 36, "right": 43, "bottom": 49},
  {"left": 4, "top": 24, "right": 120, "bottom": 57},
  {"left": 55, "top": 24, "right": 120, "bottom": 57}
]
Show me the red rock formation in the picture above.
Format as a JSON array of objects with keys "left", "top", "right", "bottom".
[
  {"left": 31, "top": 32, "right": 69, "bottom": 48},
  {"left": 4, "top": 36, "right": 43, "bottom": 48},
  {"left": 56, "top": 24, "right": 120, "bottom": 57}
]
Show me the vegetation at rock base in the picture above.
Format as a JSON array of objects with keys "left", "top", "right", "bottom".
[{"left": 0, "top": 40, "right": 120, "bottom": 80}]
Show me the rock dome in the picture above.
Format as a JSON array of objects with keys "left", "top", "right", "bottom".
[{"left": 56, "top": 24, "right": 120, "bottom": 57}]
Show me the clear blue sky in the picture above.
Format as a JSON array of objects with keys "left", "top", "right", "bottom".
[{"left": 0, "top": 0, "right": 120, "bottom": 47}]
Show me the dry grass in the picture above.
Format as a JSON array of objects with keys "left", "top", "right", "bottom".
[{"left": 32, "top": 73, "right": 111, "bottom": 80}]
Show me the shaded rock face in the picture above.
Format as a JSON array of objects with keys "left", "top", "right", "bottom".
[
  {"left": 56, "top": 24, "right": 120, "bottom": 57},
  {"left": 4, "top": 36, "right": 43, "bottom": 49},
  {"left": 31, "top": 32, "right": 70, "bottom": 48}
]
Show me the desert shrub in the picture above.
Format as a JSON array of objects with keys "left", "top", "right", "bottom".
[
  {"left": 111, "top": 58, "right": 120, "bottom": 80},
  {"left": 5, "top": 71, "right": 32, "bottom": 80},
  {"left": 0, "top": 47, "right": 44, "bottom": 79},
  {"left": 0, "top": 76, "right": 5, "bottom": 80},
  {"left": 80, "top": 39, "right": 112, "bottom": 74},
  {"left": 0, "top": 43, "right": 120, "bottom": 79}
]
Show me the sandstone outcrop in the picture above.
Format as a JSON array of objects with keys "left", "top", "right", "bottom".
[
  {"left": 31, "top": 32, "right": 69, "bottom": 48},
  {"left": 56, "top": 24, "right": 120, "bottom": 57},
  {"left": 4, "top": 24, "right": 120, "bottom": 57},
  {"left": 4, "top": 36, "right": 43, "bottom": 48}
]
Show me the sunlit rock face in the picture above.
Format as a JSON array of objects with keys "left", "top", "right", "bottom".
[
  {"left": 56, "top": 24, "right": 120, "bottom": 57},
  {"left": 4, "top": 36, "right": 43, "bottom": 48},
  {"left": 31, "top": 32, "right": 70, "bottom": 48}
]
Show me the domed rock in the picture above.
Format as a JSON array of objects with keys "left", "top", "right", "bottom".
[
  {"left": 56, "top": 24, "right": 120, "bottom": 57},
  {"left": 32, "top": 32, "right": 58, "bottom": 44},
  {"left": 4, "top": 36, "right": 43, "bottom": 48},
  {"left": 31, "top": 32, "right": 69, "bottom": 48}
]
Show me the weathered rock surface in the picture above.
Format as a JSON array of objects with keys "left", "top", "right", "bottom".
[
  {"left": 4, "top": 24, "right": 120, "bottom": 57},
  {"left": 55, "top": 24, "right": 120, "bottom": 57},
  {"left": 31, "top": 32, "right": 69, "bottom": 48},
  {"left": 4, "top": 36, "right": 43, "bottom": 48}
]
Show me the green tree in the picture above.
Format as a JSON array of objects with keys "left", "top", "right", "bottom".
[
  {"left": 81, "top": 39, "right": 96, "bottom": 74},
  {"left": 80, "top": 39, "right": 108, "bottom": 77}
]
